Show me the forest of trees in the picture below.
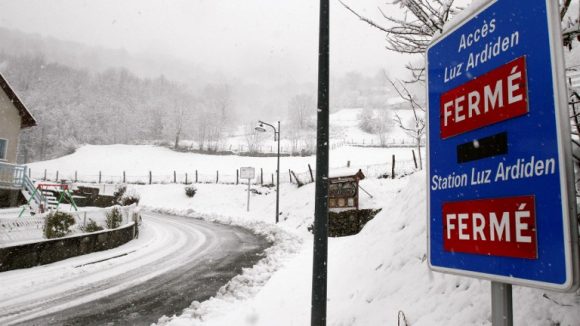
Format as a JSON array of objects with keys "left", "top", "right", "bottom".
[{"left": 0, "top": 53, "right": 235, "bottom": 162}]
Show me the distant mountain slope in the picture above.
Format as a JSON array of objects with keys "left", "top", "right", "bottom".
[{"left": 0, "top": 27, "right": 209, "bottom": 87}]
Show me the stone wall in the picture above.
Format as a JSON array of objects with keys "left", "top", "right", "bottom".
[
  {"left": 327, "top": 209, "right": 381, "bottom": 237},
  {"left": 0, "top": 222, "right": 137, "bottom": 272},
  {"left": 0, "top": 189, "right": 24, "bottom": 208}
]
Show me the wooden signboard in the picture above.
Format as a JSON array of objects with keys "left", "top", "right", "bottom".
[{"left": 328, "top": 170, "right": 364, "bottom": 210}]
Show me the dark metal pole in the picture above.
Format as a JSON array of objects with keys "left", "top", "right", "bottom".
[
  {"left": 491, "top": 282, "right": 513, "bottom": 326},
  {"left": 311, "top": 0, "right": 329, "bottom": 324},
  {"left": 276, "top": 121, "right": 280, "bottom": 224}
]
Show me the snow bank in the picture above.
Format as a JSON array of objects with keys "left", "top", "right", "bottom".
[{"left": 142, "top": 172, "right": 579, "bottom": 325}]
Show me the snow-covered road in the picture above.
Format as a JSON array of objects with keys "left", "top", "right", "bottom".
[{"left": 0, "top": 212, "right": 269, "bottom": 325}]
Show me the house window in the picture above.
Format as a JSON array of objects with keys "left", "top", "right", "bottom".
[{"left": 0, "top": 139, "right": 7, "bottom": 161}]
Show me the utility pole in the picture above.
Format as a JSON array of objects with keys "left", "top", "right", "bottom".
[
  {"left": 276, "top": 120, "right": 281, "bottom": 223},
  {"left": 311, "top": 0, "right": 329, "bottom": 324}
]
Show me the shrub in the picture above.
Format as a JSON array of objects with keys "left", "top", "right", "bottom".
[
  {"left": 83, "top": 219, "right": 104, "bottom": 233},
  {"left": 43, "top": 211, "right": 76, "bottom": 239},
  {"left": 185, "top": 186, "right": 197, "bottom": 198},
  {"left": 121, "top": 188, "right": 140, "bottom": 206},
  {"left": 106, "top": 207, "right": 123, "bottom": 229},
  {"left": 113, "top": 184, "right": 127, "bottom": 203}
]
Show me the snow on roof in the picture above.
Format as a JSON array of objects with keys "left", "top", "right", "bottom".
[{"left": 328, "top": 168, "right": 365, "bottom": 179}]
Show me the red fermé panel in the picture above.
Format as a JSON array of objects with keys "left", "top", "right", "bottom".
[{"left": 440, "top": 56, "right": 528, "bottom": 139}]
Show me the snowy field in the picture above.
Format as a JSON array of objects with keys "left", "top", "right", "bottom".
[{"left": 26, "top": 144, "right": 423, "bottom": 184}]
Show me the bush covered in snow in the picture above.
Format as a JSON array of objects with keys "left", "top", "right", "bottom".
[
  {"left": 113, "top": 185, "right": 127, "bottom": 202},
  {"left": 106, "top": 207, "right": 123, "bottom": 229},
  {"left": 121, "top": 189, "right": 140, "bottom": 206},
  {"left": 113, "top": 185, "right": 140, "bottom": 206},
  {"left": 82, "top": 219, "right": 104, "bottom": 233},
  {"left": 185, "top": 186, "right": 197, "bottom": 198},
  {"left": 43, "top": 211, "right": 76, "bottom": 239}
]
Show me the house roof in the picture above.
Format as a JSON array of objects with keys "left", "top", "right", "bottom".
[{"left": 0, "top": 72, "right": 37, "bottom": 129}]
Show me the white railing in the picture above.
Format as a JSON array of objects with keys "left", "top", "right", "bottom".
[{"left": 0, "top": 162, "right": 26, "bottom": 189}]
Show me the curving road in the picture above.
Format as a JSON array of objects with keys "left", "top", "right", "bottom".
[{"left": 0, "top": 212, "right": 270, "bottom": 325}]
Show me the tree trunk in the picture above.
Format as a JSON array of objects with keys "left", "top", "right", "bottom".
[
  {"left": 174, "top": 131, "right": 180, "bottom": 149},
  {"left": 416, "top": 135, "right": 423, "bottom": 170}
]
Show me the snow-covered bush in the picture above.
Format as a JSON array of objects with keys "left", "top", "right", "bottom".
[
  {"left": 113, "top": 184, "right": 127, "bottom": 203},
  {"left": 106, "top": 207, "right": 123, "bottom": 229},
  {"left": 113, "top": 185, "right": 140, "bottom": 206},
  {"left": 120, "top": 188, "right": 140, "bottom": 206},
  {"left": 43, "top": 211, "right": 76, "bottom": 239},
  {"left": 185, "top": 186, "right": 197, "bottom": 198},
  {"left": 82, "top": 219, "right": 104, "bottom": 233}
]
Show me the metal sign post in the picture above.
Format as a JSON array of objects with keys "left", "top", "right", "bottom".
[
  {"left": 247, "top": 178, "right": 251, "bottom": 212},
  {"left": 491, "top": 282, "right": 513, "bottom": 326},
  {"left": 240, "top": 167, "right": 255, "bottom": 212},
  {"left": 426, "top": 0, "right": 579, "bottom": 323}
]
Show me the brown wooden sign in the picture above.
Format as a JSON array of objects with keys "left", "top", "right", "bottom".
[{"left": 328, "top": 170, "right": 365, "bottom": 210}]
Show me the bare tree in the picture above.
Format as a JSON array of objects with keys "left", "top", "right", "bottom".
[
  {"left": 287, "top": 94, "right": 315, "bottom": 130},
  {"left": 358, "top": 108, "right": 394, "bottom": 146},
  {"left": 204, "top": 83, "right": 233, "bottom": 126},
  {"left": 172, "top": 100, "right": 186, "bottom": 149},
  {"left": 244, "top": 122, "right": 267, "bottom": 154},
  {"left": 389, "top": 78, "right": 426, "bottom": 169},
  {"left": 340, "top": 0, "right": 460, "bottom": 83}
]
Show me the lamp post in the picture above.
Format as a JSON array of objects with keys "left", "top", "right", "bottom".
[{"left": 255, "top": 120, "right": 280, "bottom": 223}]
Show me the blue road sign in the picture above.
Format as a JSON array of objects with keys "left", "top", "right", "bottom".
[{"left": 427, "top": 0, "right": 579, "bottom": 291}]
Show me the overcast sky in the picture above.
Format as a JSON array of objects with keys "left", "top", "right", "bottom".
[{"left": 0, "top": 0, "right": 411, "bottom": 84}]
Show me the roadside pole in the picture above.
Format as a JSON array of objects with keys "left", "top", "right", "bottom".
[
  {"left": 247, "top": 178, "right": 251, "bottom": 212},
  {"left": 491, "top": 282, "right": 513, "bottom": 326},
  {"left": 240, "top": 167, "right": 255, "bottom": 213},
  {"left": 311, "top": 0, "right": 329, "bottom": 324}
]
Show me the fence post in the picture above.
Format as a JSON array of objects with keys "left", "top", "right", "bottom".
[
  {"left": 412, "top": 150, "right": 418, "bottom": 169},
  {"left": 216, "top": 170, "right": 219, "bottom": 184},
  {"left": 261, "top": 168, "right": 264, "bottom": 185},
  {"left": 236, "top": 169, "right": 239, "bottom": 185},
  {"left": 99, "top": 171, "right": 102, "bottom": 184},
  {"left": 347, "top": 160, "right": 350, "bottom": 168},
  {"left": 272, "top": 173, "right": 274, "bottom": 185},
  {"left": 43, "top": 169, "right": 47, "bottom": 181},
  {"left": 56, "top": 170, "right": 59, "bottom": 182},
  {"left": 308, "top": 164, "right": 314, "bottom": 182},
  {"left": 123, "top": 171, "right": 126, "bottom": 183},
  {"left": 196, "top": 170, "right": 198, "bottom": 183},
  {"left": 29, "top": 168, "right": 31, "bottom": 177},
  {"left": 291, "top": 170, "right": 303, "bottom": 187},
  {"left": 75, "top": 171, "right": 78, "bottom": 183},
  {"left": 149, "top": 171, "right": 152, "bottom": 184},
  {"left": 392, "top": 155, "right": 396, "bottom": 179},
  {"left": 288, "top": 169, "right": 293, "bottom": 184},
  {"left": 185, "top": 173, "right": 189, "bottom": 184},
  {"left": 174, "top": 171, "right": 177, "bottom": 183}
]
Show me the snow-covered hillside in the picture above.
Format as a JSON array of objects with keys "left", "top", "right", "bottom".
[{"left": 126, "top": 172, "right": 579, "bottom": 326}]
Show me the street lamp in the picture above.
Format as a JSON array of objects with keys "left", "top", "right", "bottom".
[{"left": 255, "top": 120, "right": 281, "bottom": 223}]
